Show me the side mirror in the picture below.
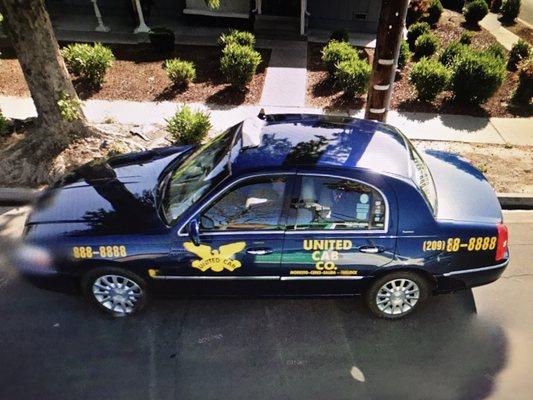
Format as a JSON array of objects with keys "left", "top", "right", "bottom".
[{"left": 188, "top": 219, "right": 201, "bottom": 246}]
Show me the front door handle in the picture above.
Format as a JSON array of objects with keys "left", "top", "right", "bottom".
[
  {"left": 358, "top": 246, "right": 383, "bottom": 254},
  {"left": 246, "top": 247, "right": 273, "bottom": 255}
]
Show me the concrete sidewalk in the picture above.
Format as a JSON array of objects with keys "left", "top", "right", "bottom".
[
  {"left": 480, "top": 13, "right": 521, "bottom": 50},
  {"left": 2, "top": 95, "right": 531, "bottom": 146}
]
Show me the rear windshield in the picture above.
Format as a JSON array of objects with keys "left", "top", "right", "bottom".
[{"left": 408, "top": 144, "right": 438, "bottom": 213}]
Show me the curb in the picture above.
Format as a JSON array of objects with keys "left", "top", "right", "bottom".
[
  {"left": 0, "top": 188, "right": 39, "bottom": 206},
  {"left": 1, "top": 188, "right": 532, "bottom": 210}
]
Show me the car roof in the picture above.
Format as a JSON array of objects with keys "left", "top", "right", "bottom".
[{"left": 231, "top": 114, "right": 411, "bottom": 178}]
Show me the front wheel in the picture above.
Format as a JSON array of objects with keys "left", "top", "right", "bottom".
[
  {"left": 82, "top": 268, "right": 148, "bottom": 317},
  {"left": 365, "top": 271, "right": 430, "bottom": 319}
]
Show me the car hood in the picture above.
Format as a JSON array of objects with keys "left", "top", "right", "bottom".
[
  {"left": 26, "top": 146, "right": 194, "bottom": 235},
  {"left": 422, "top": 150, "right": 502, "bottom": 224}
]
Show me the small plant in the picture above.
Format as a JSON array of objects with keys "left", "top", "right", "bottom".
[
  {"left": 407, "top": 21, "right": 430, "bottom": 49},
  {"left": 500, "top": 0, "right": 521, "bottom": 23},
  {"left": 0, "top": 109, "right": 6, "bottom": 136},
  {"left": 334, "top": 58, "right": 371, "bottom": 97},
  {"left": 149, "top": 27, "right": 175, "bottom": 52},
  {"left": 459, "top": 30, "right": 476, "bottom": 45},
  {"left": 511, "top": 58, "right": 533, "bottom": 104},
  {"left": 103, "top": 116, "right": 116, "bottom": 124},
  {"left": 329, "top": 28, "right": 349, "bottom": 43},
  {"left": 410, "top": 58, "right": 451, "bottom": 101},
  {"left": 218, "top": 30, "right": 255, "bottom": 48},
  {"left": 424, "top": 0, "right": 444, "bottom": 25},
  {"left": 491, "top": 0, "right": 502, "bottom": 12},
  {"left": 61, "top": 42, "right": 115, "bottom": 87},
  {"left": 407, "top": 0, "right": 432, "bottom": 25},
  {"left": 484, "top": 42, "right": 507, "bottom": 62},
  {"left": 107, "top": 141, "right": 130, "bottom": 157},
  {"left": 220, "top": 43, "right": 262, "bottom": 89},
  {"left": 398, "top": 39, "right": 412, "bottom": 69},
  {"left": 414, "top": 32, "right": 439, "bottom": 58},
  {"left": 166, "top": 105, "right": 211, "bottom": 145},
  {"left": 450, "top": 51, "right": 506, "bottom": 104},
  {"left": 165, "top": 58, "right": 196, "bottom": 86},
  {"left": 321, "top": 40, "right": 359, "bottom": 75},
  {"left": 507, "top": 40, "right": 531, "bottom": 71},
  {"left": 439, "top": 41, "right": 470, "bottom": 66},
  {"left": 463, "top": 0, "right": 489, "bottom": 25},
  {"left": 57, "top": 91, "right": 82, "bottom": 121}
]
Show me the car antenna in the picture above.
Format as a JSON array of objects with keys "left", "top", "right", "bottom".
[{"left": 257, "top": 108, "right": 266, "bottom": 120}]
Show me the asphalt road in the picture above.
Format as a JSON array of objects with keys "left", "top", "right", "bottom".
[{"left": 0, "top": 209, "right": 531, "bottom": 400}]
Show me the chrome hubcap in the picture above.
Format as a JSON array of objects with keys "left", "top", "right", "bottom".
[
  {"left": 376, "top": 278, "right": 420, "bottom": 316},
  {"left": 92, "top": 275, "right": 142, "bottom": 315}
]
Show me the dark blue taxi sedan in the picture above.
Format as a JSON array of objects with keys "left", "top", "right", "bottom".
[{"left": 15, "top": 114, "right": 509, "bottom": 319}]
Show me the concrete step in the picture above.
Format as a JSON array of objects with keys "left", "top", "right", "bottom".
[{"left": 254, "top": 15, "right": 300, "bottom": 39}]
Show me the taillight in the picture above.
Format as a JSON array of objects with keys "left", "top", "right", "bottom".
[{"left": 495, "top": 223, "right": 508, "bottom": 261}]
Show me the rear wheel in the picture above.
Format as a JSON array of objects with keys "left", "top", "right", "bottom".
[
  {"left": 365, "top": 271, "right": 429, "bottom": 319},
  {"left": 82, "top": 268, "right": 148, "bottom": 317}
]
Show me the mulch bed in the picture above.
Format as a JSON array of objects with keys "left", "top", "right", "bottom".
[
  {"left": 504, "top": 19, "right": 533, "bottom": 44},
  {"left": 307, "top": 9, "right": 532, "bottom": 118},
  {"left": 0, "top": 43, "right": 270, "bottom": 106}
]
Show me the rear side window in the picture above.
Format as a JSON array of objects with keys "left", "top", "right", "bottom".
[
  {"left": 408, "top": 144, "right": 437, "bottom": 213},
  {"left": 293, "top": 176, "right": 386, "bottom": 231}
]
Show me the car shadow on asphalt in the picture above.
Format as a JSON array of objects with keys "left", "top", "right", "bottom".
[{"left": 0, "top": 276, "right": 507, "bottom": 400}]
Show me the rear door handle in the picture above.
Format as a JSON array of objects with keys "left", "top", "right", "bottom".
[
  {"left": 358, "top": 246, "right": 383, "bottom": 254},
  {"left": 246, "top": 247, "right": 274, "bottom": 255}
]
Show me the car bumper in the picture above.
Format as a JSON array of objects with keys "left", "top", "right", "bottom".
[{"left": 434, "top": 260, "right": 509, "bottom": 293}]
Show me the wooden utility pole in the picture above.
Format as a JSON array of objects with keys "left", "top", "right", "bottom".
[{"left": 365, "top": 0, "right": 410, "bottom": 122}]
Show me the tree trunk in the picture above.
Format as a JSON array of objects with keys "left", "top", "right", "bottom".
[{"left": 0, "top": 0, "right": 91, "bottom": 159}]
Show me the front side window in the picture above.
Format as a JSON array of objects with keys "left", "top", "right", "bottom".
[
  {"left": 200, "top": 177, "right": 287, "bottom": 231},
  {"left": 163, "top": 129, "right": 235, "bottom": 224},
  {"left": 293, "top": 176, "right": 386, "bottom": 231}
]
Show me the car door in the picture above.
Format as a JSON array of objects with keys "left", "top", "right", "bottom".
[
  {"left": 281, "top": 172, "right": 397, "bottom": 293},
  {"left": 154, "top": 174, "right": 295, "bottom": 286}
]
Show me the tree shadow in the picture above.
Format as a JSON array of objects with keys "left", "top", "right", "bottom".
[
  {"left": 206, "top": 85, "right": 247, "bottom": 106},
  {"left": 73, "top": 79, "right": 102, "bottom": 100},
  {"left": 311, "top": 76, "right": 341, "bottom": 98},
  {"left": 396, "top": 98, "right": 441, "bottom": 114},
  {"left": 506, "top": 102, "right": 533, "bottom": 117}
]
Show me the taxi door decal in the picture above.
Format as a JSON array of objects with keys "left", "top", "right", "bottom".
[{"left": 183, "top": 242, "right": 246, "bottom": 272}]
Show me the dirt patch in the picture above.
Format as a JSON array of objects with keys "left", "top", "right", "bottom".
[
  {"left": 0, "top": 43, "right": 270, "bottom": 106},
  {"left": 0, "top": 123, "right": 172, "bottom": 187},
  {"left": 505, "top": 19, "right": 533, "bottom": 44},
  {"left": 307, "top": 9, "right": 532, "bottom": 117},
  {"left": 413, "top": 140, "right": 533, "bottom": 194}
]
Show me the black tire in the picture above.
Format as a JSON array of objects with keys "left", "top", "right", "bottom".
[
  {"left": 81, "top": 267, "right": 149, "bottom": 317},
  {"left": 365, "top": 271, "right": 430, "bottom": 320}
]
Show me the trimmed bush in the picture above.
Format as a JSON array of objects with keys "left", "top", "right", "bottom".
[
  {"left": 329, "top": 29, "right": 349, "bottom": 42},
  {"left": 500, "top": 0, "right": 521, "bottom": 23},
  {"left": 407, "top": 21, "right": 430, "bottom": 49},
  {"left": 334, "top": 58, "right": 371, "bottom": 96},
  {"left": 149, "top": 27, "right": 175, "bottom": 52},
  {"left": 441, "top": 0, "right": 465, "bottom": 11},
  {"left": 450, "top": 51, "right": 506, "bottom": 104},
  {"left": 511, "top": 58, "right": 533, "bottom": 104},
  {"left": 424, "top": 0, "right": 444, "bottom": 25},
  {"left": 410, "top": 58, "right": 451, "bottom": 101},
  {"left": 321, "top": 40, "right": 359, "bottom": 75},
  {"left": 463, "top": 0, "right": 489, "bottom": 25},
  {"left": 165, "top": 58, "right": 196, "bottom": 87},
  {"left": 414, "top": 32, "right": 439, "bottom": 58},
  {"left": 439, "top": 41, "right": 470, "bottom": 66},
  {"left": 484, "top": 42, "right": 507, "bottom": 62},
  {"left": 0, "top": 109, "right": 6, "bottom": 136},
  {"left": 507, "top": 39, "right": 531, "bottom": 71},
  {"left": 218, "top": 30, "right": 255, "bottom": 48},
  {"left": 459, "top": 30, "right": 476, "bottom": 45},
  {"left": 398, "top": 39, "right": 412, "bottom": 69},
  {"left": 166, "top": 105, "right": 211, "bottom": 145},
  {"left": 61, "top": 43, "right": 115, "bottom": 87},
  {"left": 491, "top": 0, "right": 503, "bottom": 12},
  {"left": 220, "top": 43, "right": 261, "bottom": 88}
]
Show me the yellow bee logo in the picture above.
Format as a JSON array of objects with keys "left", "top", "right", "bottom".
[{"left": 183, "top": 242, "right": 246, "bottom": 272}]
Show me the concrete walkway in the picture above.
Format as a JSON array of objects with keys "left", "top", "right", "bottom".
[
  {"left": 259, "top": 41, "right": 308, "bottom": 108},
  {"left": 1, "top": 95, "right": 531, "bottom": 146},
  {"left": 480, "top": 12, "right": 522, "bottom": 50}
]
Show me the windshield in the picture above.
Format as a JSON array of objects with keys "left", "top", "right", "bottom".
[
  {"left": 408, "top": 143, "right": 438, "bottom": 214},
  {"left": 162, "top": 127, "right": 236, "bottom": 224}
]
